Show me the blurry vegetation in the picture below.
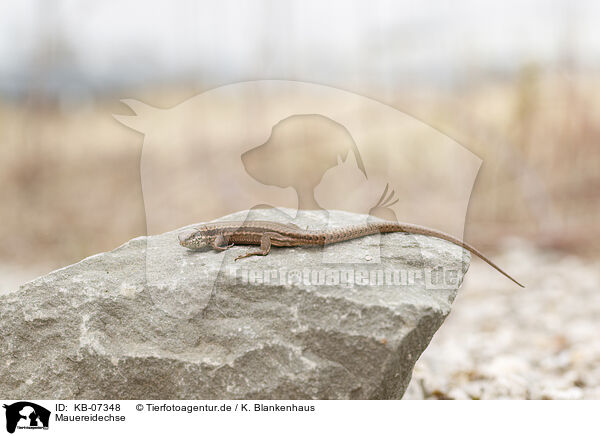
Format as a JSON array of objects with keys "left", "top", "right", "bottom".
[
  {"left": 1, "top": 69, "right": 599, "bottom": 271},
  {"left": 410, "top": 68, "right": 600, "bottom": 254},
  {"left": 0, "top": 99, "right": 146, "bottom": 268}
]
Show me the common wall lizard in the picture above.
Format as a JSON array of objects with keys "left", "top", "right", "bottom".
[{"left": 178, "top": 220, "right": 524, "bottom": 287}]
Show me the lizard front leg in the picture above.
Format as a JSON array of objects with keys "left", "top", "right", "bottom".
[
  {"left": 212, "top": 234, "right": 234, "bottom": 251},
  {"left": 235, "top": 232, "right": 280, "bottom": 261}
]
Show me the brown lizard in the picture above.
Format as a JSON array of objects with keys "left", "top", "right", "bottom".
[{"left": 178, "top": 220, "right": 524, "bottom": 287}]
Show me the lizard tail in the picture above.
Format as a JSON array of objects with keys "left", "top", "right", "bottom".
[
  {"left": 376, "top": 222, "right": 525, "bottom": 288},
  {"left": 454, "top": 239, "right": 525, "bottom": 288}
]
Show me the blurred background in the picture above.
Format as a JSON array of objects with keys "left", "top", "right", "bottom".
[{"left": 1, "top": 0, "right": 599, "bottom": 398}]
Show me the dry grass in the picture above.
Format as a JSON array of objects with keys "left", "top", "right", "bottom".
[
  {"left": 396, "top": 69, "right": 600, "bottom": 253},
  {"left": 1, "top": 70, "right": 599, "bottom": 271}
]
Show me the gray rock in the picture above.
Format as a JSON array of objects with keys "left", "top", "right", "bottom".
[{"left": 0, "top": 209, "right": 469, "bottom": 399}]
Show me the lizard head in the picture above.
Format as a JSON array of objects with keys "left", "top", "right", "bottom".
[{"left": 178, "top": 227, "right": 210, "bottom": 250}]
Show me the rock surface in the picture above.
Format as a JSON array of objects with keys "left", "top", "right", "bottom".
[{"left": 0, "top": 209, "right": 469, "bottom": 399}]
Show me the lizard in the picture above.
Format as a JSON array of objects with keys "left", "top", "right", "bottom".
[{"left": 178, "top": 220, "right": 524, "bottom": 287}]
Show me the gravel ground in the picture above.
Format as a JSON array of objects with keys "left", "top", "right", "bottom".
[{"left": 404, "top": 238, "right": 600, "bottom": 399}]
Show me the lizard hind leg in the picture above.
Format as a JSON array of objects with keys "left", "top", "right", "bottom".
[{"left": 234, "top": 232, "right": 278, "bottom": 261}]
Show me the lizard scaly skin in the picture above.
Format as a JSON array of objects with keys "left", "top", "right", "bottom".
[{"left": 178, "top": 220, "right": 524, "bottom": 287}]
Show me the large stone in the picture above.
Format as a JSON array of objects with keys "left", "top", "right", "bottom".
[{"left": 0, "top": 209, "right": 469, "bottom": 399}]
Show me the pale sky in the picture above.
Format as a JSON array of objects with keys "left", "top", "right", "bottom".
[{"left": 0, "top": 0, "right": 598, "bottom": 97}]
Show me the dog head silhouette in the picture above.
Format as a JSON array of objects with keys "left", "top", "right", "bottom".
[{"left": 3, "top": 402, "right": 50, "bottom": 434}]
